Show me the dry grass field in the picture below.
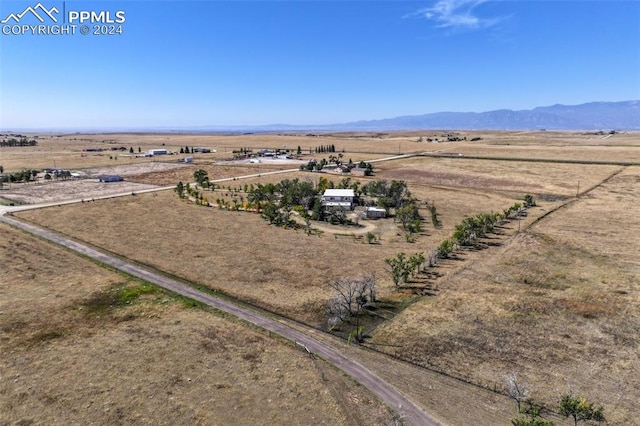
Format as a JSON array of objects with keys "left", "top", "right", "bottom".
[
  {"left": 15, "top": 184, "right": 525, "bottom": 327},
  {"left": 4, "top": 131, "right": 640, "bottom": 424},
  {"left": 1, "top": 132, "right": 412, "bottom": 173},
  {"left": 377, "top": 157, "right": 622, "bottom": 198},
  {"left": 0, "top": 223, "right": 394, "bottom": 425},
  {"left": 371, "top": 166, "right": 640, "bottom": 425},
  {"left": 6, "top": 129, "right": 636, "bottom": 175}
]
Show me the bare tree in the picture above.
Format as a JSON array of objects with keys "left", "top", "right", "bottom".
[
  {"left": 505, "top": 372, "right": 530, "bottom": 413},
  {"left": 386, "top": 405, "right": 408, "bottom": 426},
  {"left": 326, "top": 274, "right": 376, "bottom": 332}
]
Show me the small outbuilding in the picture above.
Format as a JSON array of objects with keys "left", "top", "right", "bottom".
[
  {"left": 365, "top": 207, "right": 387, "bottom": 219},
  {"left": 97, "top": 175, "right": 124, "bottom": 183}
]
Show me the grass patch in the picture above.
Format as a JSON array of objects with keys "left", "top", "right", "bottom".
[
  {"left": 80, "top": 281, "right": 157, "bottom": 313},
  {"left": 28, "top": 329, "right": 66, "bottom": 344}
]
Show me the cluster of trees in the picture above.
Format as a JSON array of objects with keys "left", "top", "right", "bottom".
[
  {"left": 314, "top": 144, "right": 337, "bottom": 153},
  {"left": 247, "top": 179, "right": 319, "bottom": 227},
  {"left": 179, "top": 146, "right": 194, "bottom": 154},
  {"left": 362, "top": 180, "right": 410, "bottom": 211},
  {"left": 452, "top": 212, "right": 501, "bottom": 246},
  {"left": 232, "top": 147, "right": 252, "bottom": 154},
  {"left": 300, "top": 157, "right": 374, "bottom": 175},
  {"left": 0, "top": 137, "right": 37, "bottom": 147},
  {"left": 300, "top": 153, "right": 343, "bottom": 171},
  {"left": 0, "top": 169, "right": 38, "bottom": 183},
  {"left": 434, "top": 211, "right": 502, "bottom": 259},
  {"left": 506, "top": 373, "right": 605, "bottom": 426},
  {"left": 301, "top": 158, "right": 329, "bottom": 172},
  {"left": 175, "top": 181, "right": 210, "bottom": 206},
  {"left": 45, "top": 170, "right": 72, "bottom": 180},
  {"left": 176, "top": 176, "right": 419, "bottom": 235},
  {"left": 435, "top": 195, "right": 535, "bottom": 260},
  {"left": 247, "top": 177, "right": 371, "bottom": 227}
]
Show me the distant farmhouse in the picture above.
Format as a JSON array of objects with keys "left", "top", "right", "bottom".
[
  {"left": 321, "top": 189, "right": 355, "bottom": 210},
  {"left": 148, "top": 149, "right": 168, "bottom": 156}
]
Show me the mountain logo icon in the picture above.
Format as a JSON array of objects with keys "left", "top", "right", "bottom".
[{"left": 1, "top": 3, "right": 59, "bottom": 24}]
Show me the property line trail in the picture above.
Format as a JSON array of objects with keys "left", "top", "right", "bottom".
[
  {"left": 525, "top": 166, "right": 627, "bottom": 230},
  {"left": 0, "top": 213, "right": 441, "bottom": 426}
]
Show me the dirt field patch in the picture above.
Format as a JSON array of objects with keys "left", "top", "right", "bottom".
[
  {"left": 0, "top": 223, "right": 394, "bottom": 425},
  {"left": 0, "top": 180, "right": 159, "bottom": 205}
]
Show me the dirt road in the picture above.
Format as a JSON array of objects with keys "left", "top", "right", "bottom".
[{"left": 0, "top": 213, "right": 441, "bottom": 425}]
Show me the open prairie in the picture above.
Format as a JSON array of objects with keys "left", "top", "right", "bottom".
[
  {"left": 0, "top": 223, "right": 394, "bottom": 425},
  {"left": 4, "top": 131, "right": 640, "bottom": 424},
  {"left": 4, "top": 130, "right": 638, "bottom": 174},
  {"left": 370, "top": 166, "right": 640, "bottom": 425}
]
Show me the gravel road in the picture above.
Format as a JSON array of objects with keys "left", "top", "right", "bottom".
[{"left": 0, "top": 213, "right": 441, "bottom": 425}]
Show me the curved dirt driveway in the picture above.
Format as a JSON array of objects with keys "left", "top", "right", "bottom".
[{"left": 0, "top": 213, "right": 440, "bottom": 426}]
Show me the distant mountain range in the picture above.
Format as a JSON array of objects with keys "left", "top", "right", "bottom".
[
  {"left": 188, "top": 101, "right": 639, "bottom": 132},
  {"left": 329, "top": 101, "right": 640, "bottom": 131}
]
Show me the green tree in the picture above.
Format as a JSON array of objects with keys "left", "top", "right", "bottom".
[
  {"left": 129, "top": 146, "right": 134, "bottom": 154},
  {"left": 426, "top": 203, "right": 439, "bottom": 228},
  {"left": 559, "top": 394, "right": 605, "bottom": 426},
  {"left": 512, "top": 403, "right": 555, "bottom": 426},
  {"left": 408, "top": 252, "right": 425, "bottom": 277},
  {"left": 193, "top": 169, "right": 208, "bottom": 185},
  {"left": 175, "top": 181, "right": 185, "bottom": 199},
  {"left": 436, "top": 239, "right": 456, "bottom": 259},
  {"left": 385, "top": 253, "right": 415, "bottom": 290},
  {"left": 523, "top": 194, "right": 536, "bottom": 207},
  {"left": 325, "top": 206, "right": 348, "bottom": 225},
  {"left": 385, "top": 253, "right": 406, "bottom": 290},
  {"left": 396, "top": 201, "right": 421, "bottom": 232}
]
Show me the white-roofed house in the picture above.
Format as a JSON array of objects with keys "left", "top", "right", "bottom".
[{"left": 321, "top": 189, "right": 355, "bottom": 210}]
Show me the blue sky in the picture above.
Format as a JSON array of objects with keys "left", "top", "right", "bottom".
[{"left": 0, "top": 0, "right": 639, "bottom": 129}]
